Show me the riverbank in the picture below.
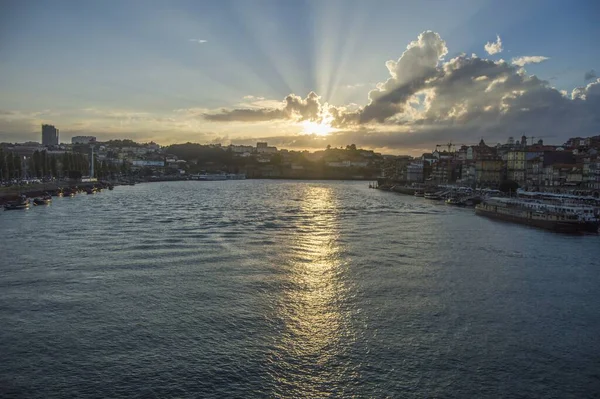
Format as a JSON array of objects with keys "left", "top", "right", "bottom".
[{"left": 0, "top": 181, "right": 111, "bottom": 204}]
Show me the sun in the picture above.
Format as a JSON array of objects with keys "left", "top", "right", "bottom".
[{"left": 302, "top": 120, "right": 333, "bottom": 136}]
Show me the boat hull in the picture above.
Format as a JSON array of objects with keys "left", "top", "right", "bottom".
[
  {"left": 4, "top": 203, "right": 30, "bottom": 210},
  {"left": 475, "top": 207, "right": 581, "bottom": 233}
]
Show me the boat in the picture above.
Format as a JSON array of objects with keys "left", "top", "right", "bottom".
[
  {"left": 4, "top": 196, "right": 30, "bottom": 210},
  {"left": 414, "top": 189, "right": 425, "bottom": 197},
  {"left": 445, "top": 197, "right": 466, "bottom": 206},
  {"left": 424, "top": 192, "right": 443, "bottom": 200},
  {"left": 33, "top": 197, "right": 51, "bottom": 206},
  {"left": 475, "top": 197, "right": 596, "bottom": 233}
]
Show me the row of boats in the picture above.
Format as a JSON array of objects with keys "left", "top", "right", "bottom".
[
  {"left": 3, "top": 194, "right": 52, "bottom": 210},
  {"left": 382, "top": 184, "right": 600, "bottom": 234},
  {"left": 3, "top": 184, "right": 114, "bottom": 211}
]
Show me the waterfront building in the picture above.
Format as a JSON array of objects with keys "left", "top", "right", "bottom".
[
  {"left": 41, "top": 124, "right": 59, "bottom": 146},
  {"left": 507, "top": 148, "right": 527, "bottom": 184},
  {"left": 475, "top": 156, "right": 504, "bottom": 187},
  {"left": 406, "top": 161, "right": 423, "bottom": 183},
  {"left": 458, "top": 162, "right": 476, "bottom": 185}
]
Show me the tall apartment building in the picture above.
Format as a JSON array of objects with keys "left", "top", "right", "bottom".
[{"left": 41, "top": 124, "right": 59, "bottom": 146}]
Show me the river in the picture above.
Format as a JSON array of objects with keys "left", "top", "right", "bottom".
[{"left": 1, "top": 180, "right": 599, "bottom": 398}]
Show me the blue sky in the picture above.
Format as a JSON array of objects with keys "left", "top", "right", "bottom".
[{"left": 0, "top": 0, "right": 598, "bottom": 153}]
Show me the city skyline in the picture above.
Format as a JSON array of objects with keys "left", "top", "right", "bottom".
[{"left": 0, "top": 0, "right": 599, "bottom": 156}]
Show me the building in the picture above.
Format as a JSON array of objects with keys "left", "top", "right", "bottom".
[
  {"left": 71, "top": 136, "right": 97, "bottom": 145},
  {"left": 132, "top": 160, "right": 165, "bottom": 167},
  {"left": 475, "top": 156, "right": 504, "bottom": 187},
  {"left": 256, "top": 146, "right": 278, "bottom": 154},
  {"left": 230, "top": 145, "right": 255, "bottom": 154},
  {"left": 507, "top": 148, "right": 526, "bottom": 183},
  {"left": 406, "top": 162, "right": 424, "bottom": 182},
  {"left": 41, "top": 124, "right": 59, "bottom": 146}
]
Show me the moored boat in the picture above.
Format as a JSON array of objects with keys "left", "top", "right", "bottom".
[
  {"left": 33, "top": 197, "right": 51, "bottom": 205},
  {"left": 424, "top": 192, "right": 443, "bottom": 200},
  {"left": 4, "top": 196, "right": 30, "bottom": 210},
  {"left": 445, "top": 197, "right": 466, "bottom": 206},
  {"left": 414, "top": 189, "right": 424, "bottom": 197},
  {"left": 475, "top": 197, "right": 594, "bottom": 233}
]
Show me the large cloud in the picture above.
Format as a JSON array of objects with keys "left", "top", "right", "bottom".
[
  {"left": 358, "top": 31, "right": 448, "bottom": 123},
  {"left": 202, "top": 30, "right": 600, "bottom": 150}
]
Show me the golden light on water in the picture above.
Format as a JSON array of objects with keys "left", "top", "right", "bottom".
[{"left": 273, "top": 186, "right": 355, "bottom": 396}]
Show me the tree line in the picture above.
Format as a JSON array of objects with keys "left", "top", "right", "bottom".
[{"left": 0, "top": 149, "right": 131, "bottom": 181}]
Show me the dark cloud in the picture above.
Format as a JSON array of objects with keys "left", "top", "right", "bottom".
[
  {"left": 584, "top": 69, "right": 597, "bottom": 81},
  {"left": 204, "top": 92, "right": 325, "bottom": 122}
]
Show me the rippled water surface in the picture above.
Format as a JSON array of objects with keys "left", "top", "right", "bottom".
[{"left": 1, "top": 180, "right": 599, "bottom": 398}]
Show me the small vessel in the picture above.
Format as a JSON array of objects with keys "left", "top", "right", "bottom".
[
  {"left": 4, "top": 196, "right": 30, "bottom": 210},
  {"left": 424, "top": 192, "right": 443, "bottom": 200},
  {"left": 414, "top": 190, "right": 425, "bottom": 197},
  {"left": 445, "top": 197, "right": 465, "bottom": 206},
  {"left": 33, "top": 193, "right": 52, "bottom": 205}
]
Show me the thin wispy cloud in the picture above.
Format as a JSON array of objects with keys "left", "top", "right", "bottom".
[
  {"left": 344, "top": 83, "right": 365, "bottom": 89},
  {"left": 189, "top": 39, "right": 208, "bottom": 44},
  {"left": 484, "top": 35, "right": 503, "bottom": 55},
  {"left": 511, "top": 56, "right": 549, "bottom": 67}
]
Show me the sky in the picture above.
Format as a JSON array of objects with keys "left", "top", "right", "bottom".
[{"left": 0, "top": 0, "right": 599, "bottom": 155}]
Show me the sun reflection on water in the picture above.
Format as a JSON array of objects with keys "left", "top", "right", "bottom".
[{"left": 270, "top": 185, "right": 356, "bottom": 397}]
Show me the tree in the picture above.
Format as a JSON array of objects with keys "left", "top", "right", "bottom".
[
  {"left": 50, "top": 156, "right": 58, "bottom": 178},
  {"left": 41, "top": 150, "right": 49, "bottom": 177},
  {"left": 270, "top": 153, "right": 283, "bottom": 165},
  {"left": 12, "top": 153, "right": 22, "bottom": 179},
  {"left": 0, "top": 149, "right": 7, "bottom": 181},
  {"left": 61, "top": 152, "right": 71, "bottom": 175},
  {"left": 5, "top": 152, "right": 14, "bottom": 179}
]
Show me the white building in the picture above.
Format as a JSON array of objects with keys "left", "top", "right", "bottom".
[{"left": 230, "top": 145, "right": 255, "bottom": 154}]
